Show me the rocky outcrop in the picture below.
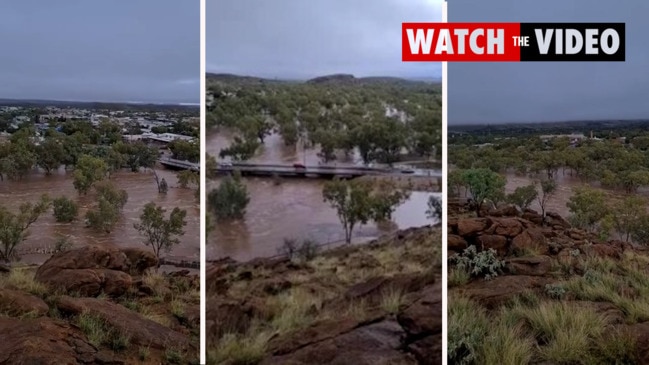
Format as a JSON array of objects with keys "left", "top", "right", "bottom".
[
  {"left": 448, "top": 210, "right": 627, "bottom": 260},
  {"left": 261, "top": 320, "right": 418, "bottom": 365},
  {"left": 35, "top": 245, "right": 157, "bottom": 297},
  {"left": 208, "top": 226, "right": 442, "bottom": 365},
  {"left": 0, "top": 245, "right": 196, "bottom": 364},
  {"left": 56, "top": 296, "right": 192, "bottom": 350},
  {"left": 0, "top": 317, "right": 97, "bottom": 364}
]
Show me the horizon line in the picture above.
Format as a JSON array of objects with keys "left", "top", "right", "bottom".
[{"left": 0, "top": 97, "right": 200, "bottom": 107}]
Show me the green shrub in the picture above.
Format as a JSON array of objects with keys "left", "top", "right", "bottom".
[
  {"left": 449, "top": 245, "right": 505, "bottom": 280},
  {"left": 52, "top": 196, "right": 78, "bottom": 222}
]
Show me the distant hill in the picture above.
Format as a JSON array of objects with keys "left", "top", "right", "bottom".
[
  {"left": 449, "top": 119, "right": 649, "bottom": 137},
  {"left": 205, "top": 73, "right": 293, "bottom": 85},
  {"left": 206, "top": 73, "right": 440, "bottom": 87}
]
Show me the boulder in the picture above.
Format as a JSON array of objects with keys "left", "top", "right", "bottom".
[
  {"left": 35, "top": 245, "right": 136, "bottom": 297},
  {"left": 489, "top": 205, "right": 520, "bottom": 217},
  {"left": 511, "top": 228, "right": 549, "bottom": 255},
  {"left": 476, "top": 235, "right": 508, "bottom": 255},
  {"left": 0, "top": 289, "right": 49, "bottom": 317},
  {"left": 584, "top": 243, "right": 622, "bottom": 259},
  {"left": 121, "top": 248, "right": 158, "bottom": 275},
  {"left": 397, "top": 282, "right": 442, "bottom": 337},
  {"left": 546, "top": 212, "right": 571, "bottom": 229},
  {"left": 456, "top": 218, "right": 488, "bottom": 237},
  {"left": 0, "top": 317, "right": 97, "bottom": 364},
  {"left": 455, "top": 275, "right": 553, "bottom": 309},
  {"left": 447, "top": 235, "right": 468, "bottom": 253},
  {"left": 485, "top": 218, "right": 524, "bottom": 237}
]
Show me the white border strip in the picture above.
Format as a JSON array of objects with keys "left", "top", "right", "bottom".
[
  {"left": 199, "top": 0, "right": 207, "bottom": 362},
  {"left": 441, "top": 1, "right": 448, "bottom": 365}
]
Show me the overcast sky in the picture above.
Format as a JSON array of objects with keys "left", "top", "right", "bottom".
[
  {"left": 449, "top": 0, "right": 648, "bottom": 125},
  {"left": 207, "top": 0, "right": 442, "bottom": 80},
  {"left": 0, "top": 0, "right": 199, "bottom": 104}
]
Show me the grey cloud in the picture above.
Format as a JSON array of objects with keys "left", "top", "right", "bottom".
[
  {"left": 448, "top": 0, "right": 649, "bottom": 124},
  {"left": 0, "top": 0, "right": 199, "bottom": 104},
  {"left": 207, "top": 0, "right": 443, "bottom": 79}
]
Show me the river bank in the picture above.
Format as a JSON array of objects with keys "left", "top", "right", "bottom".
[{"left": 207, "top": 225, "right": 442, "bottom": 364}]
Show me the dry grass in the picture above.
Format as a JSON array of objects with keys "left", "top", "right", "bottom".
[
  {"left": 208, "top": 330, "right": 272, "bottom": 365},
  {"left": 513, "top": 301, "right": 607, "bottom": 363},
  {"left": 266, "top": 287, "right": 322, "bottom": 333},
  {"left": 0, "top": 268, "right": 48, "bottom": 296},
  {"left": 380, "top": 287, "right": 404, "bottom": 314},
  {"left": 449, "top": 252, "right": 647, "bottom": 364},
  {"left": 209, "top": 227, "right": 442, "bottom": 364},
  {"left": 448, "top": 267, "right": 471, "bottom": 287}
]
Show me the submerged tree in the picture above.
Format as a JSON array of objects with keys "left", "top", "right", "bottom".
[
  {"left": 73, "top": 155, "right": 109, "bottom": 195},
  {"left": 134, "top": 202, "right": 187, "bottom": 268},
  {"left": 0, "top": 195, "right": 51, "bottom": 262},
  {"left": 207, "top": 173, "right": 250, "bottom": 220},
  {"left": 85, "top": 182, "right": 128, "bottom": 233},
  {"left": 426, "top": 195, "right": 442, "bottom": 222},
  {"left": 177, "top": 170, "right": 200, "bottom": 189},
  {"left": 460, "top": 168, "right": 506, "bottom": 217},
  {"left": 537, "top": 179, "right": 557, "bottom": 222},
  {"left": 52, "top": 196, "right": 79, "bottom": 223},
  {"left": 507, "top": 184, "right": 538, "bottom": 210},
  {"left": 323, "top": 178, "right": 409, "bottom": 244}
]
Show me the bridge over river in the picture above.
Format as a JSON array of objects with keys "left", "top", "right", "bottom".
[
  {"left": 158, "top": 157, "right": 442, "bottom": 180},
  {"left": 158, "top": 157, "right": 199, "bottom": 171},
  {"left": 212, "top": 162, "right": 442, "bottom": 179}
]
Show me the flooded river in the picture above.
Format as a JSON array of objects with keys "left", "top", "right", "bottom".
[
  {"left": 206, "top": 130, "right": 441, "bottom": 262},
  {"left": 0, "top": 167, "right": 200, "bottom": 265},
  {"left": 504, "top": 172, "right": 584, "bottom": 218}
]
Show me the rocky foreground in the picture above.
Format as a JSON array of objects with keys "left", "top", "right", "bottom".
[
  {"left": 0, "top": 245, "right": 199, "bottom": 364},
  {"left": 448, "top": 202, "right": 649, "bottom": 364},
  {"left": 207, "top": 226, "right": 442, "bottom": 365}
]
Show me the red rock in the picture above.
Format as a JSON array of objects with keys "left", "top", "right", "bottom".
[
  {"left": 260, "top": 320, "right": 418, "bottom": 365},
  {"left": 486, "top": 218, "right": 524, "bottom": 237},
  {"left": 35, "top": 245, "right": 136, "bottom": 297},
  {"left": 0, "top": 317, "right": 97, "bottom": 364},
  {"left": 511, "top": 228, "right": 549, "bottom": 255},
  {"left": 56, "top": 296, "right": 192, "bottom": 351},
  {"left": 0, "top": 289, "right": 49, "bottom": 317},
  {"left": 456, "top": 218, "right": 488, "bottom": 237},
  {"left": 506, "top": 256, "right": 552, "bottom": 276},
  {"left": 447, "top": 235, "right": 468, "bottom": 253},
  {"left": 586, "top": 243, "right": 622, "bottom": 259},
  {"left": 476, "top": 235, "right": 508, "bottom": 255},
  {"left": 454, "top": 275, "right": 553, "bottom": 309}
]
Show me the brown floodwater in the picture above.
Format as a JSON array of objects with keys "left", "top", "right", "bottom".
[
  {"left": 504, "top": 171, "right": 584, "bottom": 218},
  {"left": 0, "top": 167, "right": 199, "bottom": 264},
  {"left": 206, "top": 130, "right": 440, "bottom": 262}
]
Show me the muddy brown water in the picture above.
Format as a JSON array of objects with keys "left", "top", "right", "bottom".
[
  {"left": 0, "top": 167, "right": 199, "bottom": 265},
  {"left": 504, "top": 172, "right": 584, "bottom": 218},
  {"left": 206, "top": 131, "right": 440, "bottom": 262}
]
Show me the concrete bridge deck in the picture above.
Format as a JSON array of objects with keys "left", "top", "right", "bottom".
[
  {"left": 158, "top": 157, "right": 199, "bottom": 171},
  {"left": 212, "top": 162, "right": 442, "bottom": 179}
]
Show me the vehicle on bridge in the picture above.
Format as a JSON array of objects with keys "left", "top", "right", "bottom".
[{"left": 293, "top": 163, "right": 306, "bottom": 169}]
